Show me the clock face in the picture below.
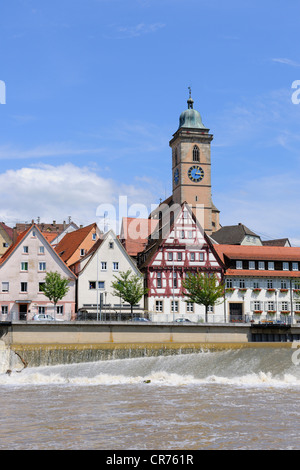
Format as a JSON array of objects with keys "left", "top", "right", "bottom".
[
  {"left": 188, "top": 165, "right": 204, "bottom": 182},
  {"left": 174, "top": 168, "right": 179, "bottom": 185}
]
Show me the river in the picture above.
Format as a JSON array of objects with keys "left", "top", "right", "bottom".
[{"left": 1, "top": 347, "right": 300, "bottom": 450}]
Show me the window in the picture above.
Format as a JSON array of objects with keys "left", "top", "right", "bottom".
[
  {"left": 226, "top": 278, "right": 233, "bottom": 288},
  {"left": 39, "top": 246, "right": 45, "bottom": 254},
  {"left": 113, "top": 262, "right": 119, "bottom": 271},
  {"left": 23, "top": 246, "right": 28, "bottom": 253},
  {"left": 56, "top": 306, "right": 63, "bottom": 315},
  {"left": 92, "top": 233, "right": 96, "bottom": 241},
  {"left": 281, "top": 280, "right": 288, "bottom": 289},
  {"left": 1, "top": 306, "right": 8, "bottom": 315},
  {"left": 253, "top": 281, "right": 260, "bottom": 289},
  {"left": 2, "top": 282, "right": 9, "bottom": 292},
  {"left": 207, "top": 305, "right": 214, "bottom": 313},
  {"left": 38, "top": 306, "right": 45, "bottom": 314},
  {"left": 171, "top": 300, "right": 179, "bottom": 312},
  {"left": 39, "top": 262, "right": 46, "bottom": 271},
  {"left": 253, "top": 301, "right": 261, "bottom": 311},
  {"left": 80, "top": 249, "right": 85, "bottom": 256},
  {"left": 2, "top": 242, "right": 8, "bottom": 248},
  {"left": 20, "top": 282, "right": 28, "bottom": 292},
  {"left": 32, "top": 230, "right": 36, "bottom": 237},
  {"left": 192, "top": 145, "right": 200, "bottom": 162},
  {"left": 239, "top": 279, "right": 245, "bottom": 288},
  {"left": 295, "top": 302, "right": 300, "bottom": 311},
  {"left": 281, "top": 301, "right": 289, "bottom": 311},
  {"left": 190, "top": 252, "right": 195, "bottom": 261},
  {"left": 174, "top": 148, "right": 178, "bottom": 166},
  {"left": 186, "top": 302, "right": 194, "bottom": 312},
  {"left": 293, "top": 262, "right": 298, "bottom": 271},
  {"left": 155, "top": 300, "right": 163, "bottom": 312},
  {"left": 268, "top": 262, "right": 274, "bottom": 270},
  {"left": 157, "top": 272, "right": 162, "bottom": 288},
  {"left": 200, "top": 252, "right": 204, "bottom": 261},
  {"left": 249, "top": 261, "right": 255, "bottom": 270},
  {"left": 294, "top": 280, "right": 300, "bottom": 289},
  {"left": 188, "top": 231, "right": 193, "bottom": 239},
  {"left": 98, "top": 281, "right": 105, "bottom": 289},
  {"left": 267, "top": 301, "right": 275, "bottom": 311},
  {"left": 109, "top": 242, "right": 114, "bottom": 249},
  {"left": 181, "top": 230, "right": 185, "bottom": 239},
  {"left": 183, "top": 210, "right": 188, "bottom": 219},
  {"left": 177, "top": 252, "right": 182, "bottom": 261},
  {"left": 173, "top": 272, "right": 177, "bottom": 288},
  {"left": 258, "top": 261, "right": 265, "bottom": 270},
  {"left": 39, "top": 282, "right": 45, "bottom": 292},
  {"left": 267, "top": 279, "right": 273, "bottom": 289},
  {"left": 168, "top": 252, "right": 173, "bottom": 261},
  {"left": 236, "top": 261, "right": 243, "bottom": 269},
  {"left": 101, "top": 262, "right": 107, "bottom": 270},
  {"left": 21, "top": 262, "right": 28, "bottom": 271},
  {"left": 283, "top": 262, "right": 289, "bottom": 271}
]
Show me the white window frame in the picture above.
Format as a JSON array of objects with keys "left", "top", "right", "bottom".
[
  {"left": 21, "top": 262, "right": 28, "bottom": 271},
  {"left": 155, "top": 300, "right": 163, "bottom": 312},
  {"left": 283, "top": 262, "right": 289, "bottom": 271},
  {"left": 236, "top": 260, "right": 243, "bottom": 269},
  {"left": 112, "top": 262, "right": 119, "bottom": 271},
  {"left": 2, "top": 281, "right": 9, "bottom": 292},
  {"left": 39, "top": 262, "right": 46, "bottom": 272},
  {"left": 101, "top": 262, "right": 107, "bottom": 271},
  {"left": 268, "top": 262, "right": 274, "bottom": 270},
  {"left": 258, "top": 261, "right": 265, "bottom": 270},
  {"left": 249, "top": 261, "right": 255, "bottom": 270}
]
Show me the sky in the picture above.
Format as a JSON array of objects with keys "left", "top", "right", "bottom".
[{"left": 1, "top": 0, "right": 300, "bottom": 243}]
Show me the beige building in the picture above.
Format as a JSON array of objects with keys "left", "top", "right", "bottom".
[{"left": 170, "top": 92, "right": 220, "bottom": 234}]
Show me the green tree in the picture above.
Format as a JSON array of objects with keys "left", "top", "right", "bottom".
[
  {"left": 182, "top": 272, "right": 225, "bottom": 322},
  {"left": 111, "top": 270, "right": 148, "bottom": 318},
  {"left": 40, "top": 271, "right": 70, "bottom": 320}
]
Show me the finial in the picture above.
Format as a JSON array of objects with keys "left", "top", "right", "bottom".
[{"left": 187, "top": 86, "right": 194, "bottom": 109}]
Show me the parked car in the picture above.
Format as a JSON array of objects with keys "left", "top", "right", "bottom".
[
  {"left": 132, "top": 317, "right": 151, "bottom": 322},
  {"left": 175, "top": 318, "right": 192, "bottom": 323},
  {"left": 32, "top": 314, "right": 64, "bottom": 322}
]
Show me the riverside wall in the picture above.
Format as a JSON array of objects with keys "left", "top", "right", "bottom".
[{"left": 0, "top": 321, "right": 297, "bottom": 368}]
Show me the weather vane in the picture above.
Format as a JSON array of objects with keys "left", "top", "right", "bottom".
[{"left": 188, "top": 86, "right": 192, "bottom": 98}]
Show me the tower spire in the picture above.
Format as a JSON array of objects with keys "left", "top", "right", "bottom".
[{"left": 187, "top": 86, "right": 194, "bottom": 109}]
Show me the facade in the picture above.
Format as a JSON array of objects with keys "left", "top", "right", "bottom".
[
  {"left": 71, "top": 230, "right": 144, "bottom": 319},
  {"left": 0, "top": 222, "right": 13, "bottom": 256},
  {"left": 137, "top": 203, "right": 225, "bottom": 322},
  {"left": 0, "top": 224, "right": 76, "bottom": 321},
  {"left": 55, "top": 223, "right": 101, "bottom": 266},
  {"left": 215, "top": 244, "right": 300, "bottom": 324}
]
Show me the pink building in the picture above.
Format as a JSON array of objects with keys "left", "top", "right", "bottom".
[{"left": 0, "top": 223, "right": 76, "bottom": 321}]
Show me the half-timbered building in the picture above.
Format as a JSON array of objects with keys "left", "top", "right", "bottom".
[{"left": 137, "top": 202, "right": 225, "bottom": 322}]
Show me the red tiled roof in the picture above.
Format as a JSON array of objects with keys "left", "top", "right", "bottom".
[
  {"left": 0, "top": 226, "right": 31, "bottom": 265},
  {"left": 120, "top": 217, "right": 158, "bottom": 256},
  {"left": 226, "top": 269, "right": 300, "bottom": 278},
  {"left": 215, "top": 244, "right": 300, "bottom": 262},
  {"left": 55, "top": 223, "right": 97, "bottom": 263},
  {"left": 0, "top": 222, "right": 13, "bottom": 241}
]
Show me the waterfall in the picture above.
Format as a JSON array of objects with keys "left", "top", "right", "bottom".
[{"left": 0, "top": 341, "right": 26, "bottom": 374}]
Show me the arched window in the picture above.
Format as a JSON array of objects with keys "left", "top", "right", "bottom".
[{"left": 192, "top": 145, "right": 200, "bottom": 162}]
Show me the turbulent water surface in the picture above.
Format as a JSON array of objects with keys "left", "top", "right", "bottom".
[{"left": 1, "top": 347, "right": 300, "bottom": 450}]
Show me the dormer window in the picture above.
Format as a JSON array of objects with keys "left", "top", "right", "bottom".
[
  {"left": 236, "top": 260, "right": 243, "bottom": 269},
  {"left": 192, "top": 145, "right": 200, "bottom": 162}
]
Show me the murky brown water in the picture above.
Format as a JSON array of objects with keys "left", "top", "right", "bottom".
[{"left": 1, "top": 348, "right": 300, "bottom": 450}]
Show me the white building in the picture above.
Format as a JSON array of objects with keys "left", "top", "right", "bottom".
[
  {"left": 71, "top": 230, "right": 144, "bottom": 319},
  {"left": 215, "top": 244, "right": 300, "bottom": 324},
  {"left": 0, "top": 224, "right": 76, "bottom": 321}
]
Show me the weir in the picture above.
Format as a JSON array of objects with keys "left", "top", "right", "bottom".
[{"left": 0, "top": 321, "right": 298, "bottom": 369}]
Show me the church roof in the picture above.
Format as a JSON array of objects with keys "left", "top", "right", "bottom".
[{"left": 178, "top": 90, "right": 207, "bottom": 130}]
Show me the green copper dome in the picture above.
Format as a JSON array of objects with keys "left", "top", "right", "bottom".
[{"left": 178, "top": 93, "right": 206, "bottom": 129}]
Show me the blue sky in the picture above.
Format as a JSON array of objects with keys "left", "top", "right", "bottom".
[{"left": 1, "top": 0, "right": 300, "bottom": 243}]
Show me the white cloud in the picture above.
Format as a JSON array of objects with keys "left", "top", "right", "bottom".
[
  {"left": 272, "top": 58, "right": 300, "bottom": 67},
  {"left": 110, "top": 22, "right": 165, "bottom": 38},
  {"left": 0, "top": 163, "right": 158, "bottom": 231}
]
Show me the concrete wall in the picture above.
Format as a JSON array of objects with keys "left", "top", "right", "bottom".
[{"left": 0, "top": 321, "right": 251, "bottom": 346}]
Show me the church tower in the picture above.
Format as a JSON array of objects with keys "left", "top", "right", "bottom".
[{"left": 169, "top": 90, "right": 220, "bottom": 235}]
